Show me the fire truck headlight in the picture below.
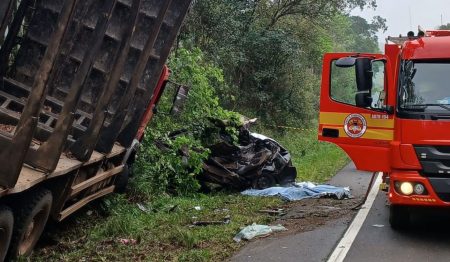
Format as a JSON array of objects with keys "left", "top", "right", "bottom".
[
  {"left": 400, "top": 182, "right": 414, "bottom": 195},
  {"left": 414, "top": 183, "right": 425, "bottom": 195}
]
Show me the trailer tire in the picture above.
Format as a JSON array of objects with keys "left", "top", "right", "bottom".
[
  {"left": 0, "top": 206, "right": 13, "bottom": 262},
  {"left": 7, "top": 188, "right": 53, "bottom": 259},
  {"left": 114, "top": 164, "right": 130, "bottom": 194},
  {"left": 389, "top": 205, "right": 410, "bottom": 230}
]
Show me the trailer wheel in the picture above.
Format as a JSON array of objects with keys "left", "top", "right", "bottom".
[
  {"left": 389, "top": 205, "right": 410, "bottom": 230},
  {"left": 8, "top": 188, "right": 52, "bottom": 259},
  {"left": 0, "top": 206, "right": 13, "bottom": 262},
  {"left": 253, "top": 175, "right": 276, "bottom": 189}
]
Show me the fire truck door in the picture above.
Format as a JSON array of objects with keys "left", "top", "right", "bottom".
[{"left": 318, "top": 53, "right": 394, "bottom": 172}]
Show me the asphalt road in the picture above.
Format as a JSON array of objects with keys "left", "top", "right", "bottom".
[
  {"left": 232, "top": 163, "right": 450, "bottom": 262},
  {"left": 345, "top": 185, "right": 450, "bottom": 262}
]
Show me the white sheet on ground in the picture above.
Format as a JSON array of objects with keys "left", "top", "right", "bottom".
[{"left": 241, "top": 182, "right": 352, "bottom": 201}]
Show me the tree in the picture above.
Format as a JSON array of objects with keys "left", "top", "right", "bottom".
[
  {"left": 348, "top": 15, "right": 387, "bottom": 52},
  {"left": 439, "top": 23, "right": 450, "bottom": 30},
  {"left": 178, "top": 0, "right": 386, "bottom": 126},
  {"left": 255, "top": 0, "right": 377, "bottom": 29}
]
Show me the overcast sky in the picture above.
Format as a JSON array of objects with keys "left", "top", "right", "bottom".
[{"left": 352, "top": 0, "right": 450, "bottom": 42}]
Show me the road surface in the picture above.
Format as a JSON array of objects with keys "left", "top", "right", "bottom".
[{"left": 231, "top": 163, "right": 450, "bottom": 262}]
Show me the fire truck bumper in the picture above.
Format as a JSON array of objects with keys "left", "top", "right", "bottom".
[{"left": 389, "top": 171, "right": 450, "bottom": 207}]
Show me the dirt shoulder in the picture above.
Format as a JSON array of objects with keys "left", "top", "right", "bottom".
[{"left": 276, "top": 197, "right": 360, "bottom": 236}]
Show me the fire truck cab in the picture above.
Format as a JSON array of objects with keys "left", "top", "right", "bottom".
[{"left": 318, "top": 30, "right": 450, "bottom": 228}]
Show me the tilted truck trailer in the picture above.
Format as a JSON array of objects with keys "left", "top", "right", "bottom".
[
  {"left": 0, "top": 0, "right": 192, "bottom": 260},
  {"left": 318, "top": 30, "right": 450, "bottom": 229}
]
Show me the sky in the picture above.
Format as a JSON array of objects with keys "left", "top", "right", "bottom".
[{"left": 351, "top": 0, "right": 450, "bottom": 43}]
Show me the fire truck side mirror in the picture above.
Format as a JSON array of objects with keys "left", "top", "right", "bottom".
[
  {"left": 170, "top": 85, "right": 190, "bottom": 115},
  {"left": 355, "top": 58, "right": 373, "bottom": 107},
  {"left": 335, "top": 57, "right": 357, "bottom": 67}
]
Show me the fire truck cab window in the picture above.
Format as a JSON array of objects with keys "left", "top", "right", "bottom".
[
  {"left": 399, "top": 61, "right": 450, "bottom": 110},
  {"left": 330, "top": 60, "right": 386, "bottom": 109}
]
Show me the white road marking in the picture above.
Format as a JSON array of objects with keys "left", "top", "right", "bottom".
[{"left": 327, "top": 172, "right": 382, "bottom": 262}]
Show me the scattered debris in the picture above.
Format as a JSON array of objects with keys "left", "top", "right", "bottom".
[
  {"left": 0, "top": 124, "right": 15, "bottom": 133},
  {"left": 241, "top": 182, "right": 352, "bottom": 201},
  {"left": 258, "top": 209, "right": 286, "bottom": 216},
  {"left": 214, "top": 208, "right": 230, "bottom": 213},
  {"left": 194, "top": 206, "right": 202, "bottom": 211},
  {"left": 233, "top": 223, "right": 287, "bottom": 242},
  {"left": 168, "top": 204, "right": 178, "bottom": 213},
  {"left": 372, "top": 224, "right": 385, "bottom": 228},
  {"left": 316, "top": 206, "right": 341, "bottom": 211},
  {"left": 118, "top": 238, "right": 137, "bottom": 245},
  {"left": 86, "top": 210, "right": 93, "bottom": 216},
  {"left": 64, "top": 151, "right": 77, "bottom": 160},
  {"left": 137, "top": 203, "right": 149, "bottom": 213},
  {"left": 191, "top": 215, "right": 231, "bottom": 227}
]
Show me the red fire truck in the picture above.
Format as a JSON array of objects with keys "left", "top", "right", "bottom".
[{"left": 318, "top": 30, "right": 450, "bottom": 228}]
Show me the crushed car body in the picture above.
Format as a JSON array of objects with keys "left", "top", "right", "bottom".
[{"left": 199, "top": 130, "right": 297, "bottom": 190}]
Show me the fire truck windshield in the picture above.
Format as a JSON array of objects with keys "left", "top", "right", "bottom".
[{"left": 399, "top": 61, "right": 450, "bottom": 113}]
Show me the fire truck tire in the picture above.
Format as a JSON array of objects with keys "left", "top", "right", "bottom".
[
  {"left": 114, "top": 164, "right": 130, "bottom": 194},
  {"left": 0, "top": 206, "right": 13, "bottom": 262},
  {"left": 389, "top": 205, "right": 410, "bottom": 230},
  {"left": 7, "top": 188, "right": 52, "bottom": 260}
]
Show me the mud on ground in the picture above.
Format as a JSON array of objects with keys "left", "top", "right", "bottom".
[{"left": 265, "top": 196, "right": 362, "bottom": 237}]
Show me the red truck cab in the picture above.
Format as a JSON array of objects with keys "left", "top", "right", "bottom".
[
  {"left": 318, "top": 30, "right": 450, "bottom": 228},
  {"left": 136, "top": 65, "right": 171, "bottom": 141}
]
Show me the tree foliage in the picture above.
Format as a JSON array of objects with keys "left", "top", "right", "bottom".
[
  {"left": 133, "top": 48, "right": 242, "bottom": 197},
  {"left": 180, "top": 0, "right": 386, "bottom": 126},
  {"left": 439, "top": 23, "right": 450, "bottom": 30}
]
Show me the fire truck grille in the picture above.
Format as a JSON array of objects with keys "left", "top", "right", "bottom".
[
  {"left": 415, "top": 146, "right": 450, "bottom": 177},
  {"left": 416, "top": 146, "right": 450, "bottom": 202}
]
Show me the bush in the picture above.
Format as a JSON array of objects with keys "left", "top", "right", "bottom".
[{"left": 132, "top": 48, "right": 241, "bottom": 198}]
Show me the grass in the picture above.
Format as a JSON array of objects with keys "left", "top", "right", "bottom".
[
  {"left": 264, "top": 128, "right": 350, "bottom": 183},
  {"left": 35, "top": 194, "right": 281, "bottom": 261},
  {"left": 33, "top": 128, "right": 349, "bottom": 261}
]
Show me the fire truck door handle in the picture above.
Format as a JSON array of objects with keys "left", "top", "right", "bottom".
[{"left": 322, "top": 128, "right": 339, "bottom": 138}]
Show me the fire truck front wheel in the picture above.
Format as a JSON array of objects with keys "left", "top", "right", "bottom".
[
  {"left": 7, "top": 188, "right": 53, "bottom": 259},
  {"left": 389, "top": 205, "right": 410, "bottom": 230},
  {"left": 0, "top": 206, "right": 14, "bottom": 261}
]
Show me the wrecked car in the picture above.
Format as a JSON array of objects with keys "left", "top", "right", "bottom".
[{"left": 199, "top": 129, "right": 297, "bottom": 190}]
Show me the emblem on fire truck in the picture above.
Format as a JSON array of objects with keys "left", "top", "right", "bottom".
[{"left": 344, "top": 114, "right": 367, "bottom": 138}]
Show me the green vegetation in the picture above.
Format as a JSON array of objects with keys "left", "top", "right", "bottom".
[
  {"left": 35, "top": 195, "right": 281, "bottom": 261},
  {"left": 132, "top": 48, "right": 242, "bottom": 198}
]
